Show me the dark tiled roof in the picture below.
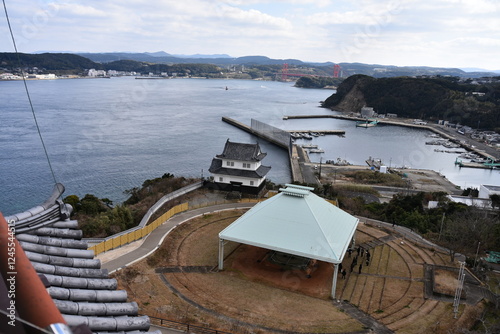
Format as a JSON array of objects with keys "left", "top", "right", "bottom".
[
  {"left": 4, "top": 184, "right": 160, "bottom": 334},
  {"left": 208, "top": 158, "right": 271, "bottom": 178},
  {"left": 215, "top": 139, "right": 267, "bottom": 161}
]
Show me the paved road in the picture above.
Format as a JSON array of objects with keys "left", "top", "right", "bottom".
[
  {"left": 102, "top": 202, "right": 255, "bottom": 273},
  {"left": 434, "top": 125, "right": 499, "bottom": 160},
  {"left": 295, "top": 145, "right": 320, "bottom": 185}
]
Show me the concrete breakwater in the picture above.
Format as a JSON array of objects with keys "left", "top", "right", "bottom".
[{"left": 221, "top": 117, "right": 313, "bottom": 183}]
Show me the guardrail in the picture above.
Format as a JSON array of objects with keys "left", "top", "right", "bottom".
[
  {"left": 88, "top": 188, "right": 332, "bottom": 256},
  {"left": 89, "top": 202, "right": 189, "bottom": 255},
  {"left": 89, "top": 197, "right": 264, "bottom": 255}
]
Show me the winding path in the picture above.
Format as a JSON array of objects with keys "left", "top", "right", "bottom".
[
  {"left": 100, "top": 202, "right": 401, "bottom": 333},
  {"left": 101, "top": 202, "right": 255, "bottom": 273},
  {"left": 100, "top": 203, "right": 487, "bottom": 333}
]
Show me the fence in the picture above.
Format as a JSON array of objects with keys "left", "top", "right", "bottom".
[
  {"left": 89, "top": 202, "right": 189, "bottom": 255},
  {"left": 88, "top": 197, "right": 264, "bottom": 255},
  {"left": 148, "top": 315, "right": 233, "bottom": 334},
  {"left": 88, "top": 190, "right": 332, "bottom": 255}
]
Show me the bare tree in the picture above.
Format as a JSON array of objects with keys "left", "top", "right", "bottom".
[{"left": 440, "top": 207, "right": 498, "bottom": 261}]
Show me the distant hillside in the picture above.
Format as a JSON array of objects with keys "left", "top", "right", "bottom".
[
  {"left": 0, "top": 53, "right": 102, "bottom": 74},
  {"left": 76, "top": 52, "right": 181, "bottom": 63},
  {"left": 3, "top": 51, "right": 498, "bottom": 79},
  {"left": 77, "top": 52, "right": 308, "bottom": 66},
  {"left": 74, "top": 52, "right": 498, "bottom": 78},
  {"left": 336, "top": 63, "right": 499, "bottom": 79},
  {"left": 0, "top": 53, "right": 226, "bottom": 77},
  {"left": 322, "top": 74, "right": 500, "bottom": 131},
  {"left": 102, "top": 60, "right": 223, "bottom": 77}
]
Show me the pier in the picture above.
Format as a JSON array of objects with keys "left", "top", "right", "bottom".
[
  {"left": 284, "top": 114, "right": 500, "bottom": 165},
  {"left": 222, "top": 117, "right": 316, "bottom": 184},
  {"left": 455, "top": 158, "right": 500, "bottom": 169},
  {"left": 222, "top": 115, "right": 499, "bottom": 187},
  {"left": 288, "top": 129, "right": 345, "bottom": 135}
]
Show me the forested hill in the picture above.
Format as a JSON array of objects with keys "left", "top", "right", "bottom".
[
  {"left": 0, "top": 53, "right": 101, "bottom": 73},
  {"left": 0, "top": 53, "right": 225, "bottom": 77},
  {"left": 322, "top": 74, "right": 500, "bottom": 131}
]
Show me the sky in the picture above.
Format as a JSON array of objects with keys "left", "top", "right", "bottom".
[{"left": 1, "top": 0, "right": 500, "bottom": 70}]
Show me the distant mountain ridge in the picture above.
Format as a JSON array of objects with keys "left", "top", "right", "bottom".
[
  {"left": 2, "top": 51, "right": 499, "bottom": 79},
  {"left": 73, "top": 52, "right": 497, "bottom": 78}
]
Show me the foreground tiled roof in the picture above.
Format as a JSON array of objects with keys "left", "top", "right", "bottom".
[{"left": 4, "top": 184, "right": 160, "bottom": 334}]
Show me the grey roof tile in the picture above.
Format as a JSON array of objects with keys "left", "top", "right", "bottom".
[
  {"left": 10, "top": 183, "right": 160, "bottom": 334},
  {"left": 215, "top": 139, "right": 267, "bottom": 161}
]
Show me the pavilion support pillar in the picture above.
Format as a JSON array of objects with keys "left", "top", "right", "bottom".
[
  {"left": 218, "top": 238, "right": 225, "bottom": 270},
  {"left": 331, "top": 263, "right": 339, "bottom": 300}
]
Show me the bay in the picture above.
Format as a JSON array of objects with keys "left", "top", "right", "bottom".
[{"left": 1, "top": 77, "right": 498, "bottom": 216}]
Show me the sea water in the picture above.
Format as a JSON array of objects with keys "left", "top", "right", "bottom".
[{"left": 1, "top": 77, "right": 498, "bottom": 215}]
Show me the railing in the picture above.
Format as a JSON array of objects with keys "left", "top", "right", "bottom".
[
  {"left": 139, "top": 181, "right": 203, "bottom": 228},
  {"left": 88, "top": 202, "right": 188, "bottom": 255},
  {"left": 147, "top": 314, "right": 232, "bottom": 334},
  {"left": 89, "top": 197, "right": 264, "bottom": 255},
  {"left": 88, "top": 188, "right": 336, "bottom": 255}
]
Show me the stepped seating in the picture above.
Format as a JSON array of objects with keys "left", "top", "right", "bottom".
[{"left": 341, "top": 224, "right": 474, "bottom": 332}]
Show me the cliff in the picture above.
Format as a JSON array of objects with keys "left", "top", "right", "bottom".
[{"left": 321, "top": 75, "right": 500, "bottom": 131}]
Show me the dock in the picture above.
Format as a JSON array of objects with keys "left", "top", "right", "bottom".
[
  {"left": 284, "top": 114, "right": 500, "bottom": 165},
  {"left": 455, "top": 158, "right": 500, "bottom": 169},
  {"left": 221, "top": 117, "right": 316, "bottom": 184},
  {"left": 287, "top": 130, "right": 345, "bottom": 135}
]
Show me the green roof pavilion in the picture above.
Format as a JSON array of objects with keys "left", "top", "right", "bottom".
[{"left": 218, "top": 184, "right": 359, "bottom": 299}]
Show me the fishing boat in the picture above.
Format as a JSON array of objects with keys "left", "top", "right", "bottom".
[
  {"left": 301, "top": 144, "right": 318, "bottom": 149},
  {"left": 356, "top": 119, "right": 379, "bottom": 128}
]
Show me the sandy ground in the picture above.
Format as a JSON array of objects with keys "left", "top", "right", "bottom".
[
  {"left": 316, "top": 164, "right": 461, "bottom": 195},
  {"left": 393, "top": 168, "right": 461, "bottom": 194}
]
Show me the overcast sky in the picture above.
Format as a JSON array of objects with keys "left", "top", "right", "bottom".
[{"left": 2, "top": 0, "right": 500, "bottom": 70}]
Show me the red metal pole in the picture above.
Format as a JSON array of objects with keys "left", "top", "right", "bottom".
[{"left": 0, "top": 212, "right": 67, "bottom": 332}]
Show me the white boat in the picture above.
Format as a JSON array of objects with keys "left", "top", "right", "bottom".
[
  {"left": 308, "top": 148, "right": 324, "bottom": 153},
  {"left": 301, "top": 144, "right": 318, "bottom": 149},
  {"left": 302, "top": 133, "right": 313, "bottom": 140}
]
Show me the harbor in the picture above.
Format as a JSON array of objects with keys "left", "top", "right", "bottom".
[
  {"left": 3, "top": 77, "right": 498, "bottom": 215},
  {"left": 220, "top": 116, "right": 487, "bottom": 191},
  {"left": 283, "top": 114, "right": 500, "bottom": 169}
]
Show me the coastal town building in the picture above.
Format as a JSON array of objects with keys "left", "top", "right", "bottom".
[
  {"left": 479, "top": 184, "right": 500, "bottom": 199},
  {"left": 208, "top": 139, "right": 271, "bottom": 195},
  {"left": 360, "top": 106, "right": 375, "bottom": 118},
  {"left": 428, "top": 184, "right": 500, "bottom": 210},
  {"left": 87, "top": 68, "right": 107, "bottom": 77}
]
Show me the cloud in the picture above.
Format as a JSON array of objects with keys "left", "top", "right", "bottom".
[
  {"left": 1, "top": 0, "right": 499, "bottom": 69},
  {"left": 50, "top": 3, "right": 107, "bottom": 17}
]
